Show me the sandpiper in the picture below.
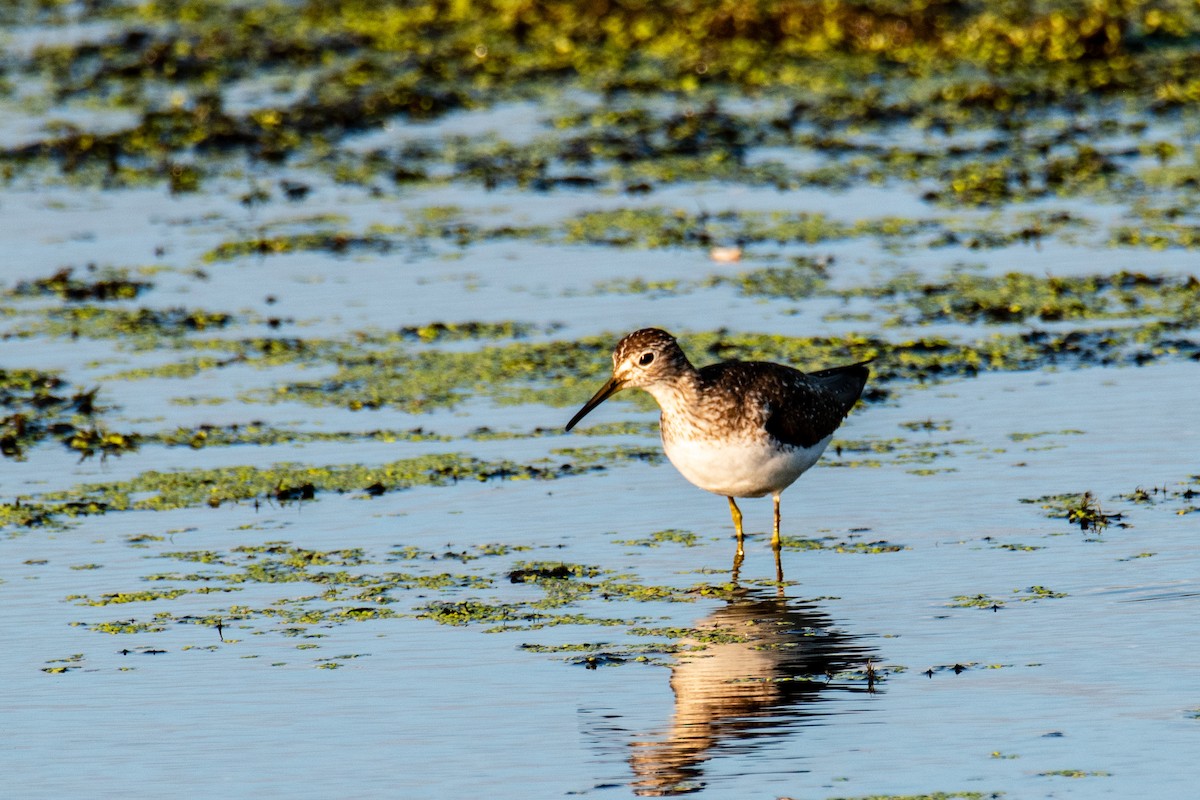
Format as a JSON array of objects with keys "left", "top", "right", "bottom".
[{"left": 565, "top": 328, "right": 869, "bottom": 557}]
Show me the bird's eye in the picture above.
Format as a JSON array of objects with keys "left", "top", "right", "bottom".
[{"left": 639, "top": 352, "right": 655, "bottom": 366}]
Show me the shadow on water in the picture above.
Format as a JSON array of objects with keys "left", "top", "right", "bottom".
[{"left": 628, "top": 588, "right": 876, "bottom": 796}]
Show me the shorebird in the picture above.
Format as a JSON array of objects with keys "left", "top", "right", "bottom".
[{"left": 565, "top": 328, "right": 869, "bottom": 559}]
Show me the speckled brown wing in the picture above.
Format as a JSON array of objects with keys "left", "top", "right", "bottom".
[{"left": 699, "top": 360, "right": 869, "bottom": 449}]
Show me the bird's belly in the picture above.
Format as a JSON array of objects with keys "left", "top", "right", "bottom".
[{"left": 662, "top": 435, "right": 832, "bottom": 498}]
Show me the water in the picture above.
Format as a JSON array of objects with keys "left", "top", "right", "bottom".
[{"left": 3, "top": 16, "right": 1200, "bottom": 798}]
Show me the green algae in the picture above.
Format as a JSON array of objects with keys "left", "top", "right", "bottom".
[
  {"left": 715, "top": 266, "right": 1200, "bottom": 328},
  {"left": 613, "top": 529, "right": 702, "bottom": 548},
  {"left": 80, "top": 619, "right": 169, "bottom": 635},
  {"left": 1022, "top": 491, "right": 1128, "bottom": 532},
  {"left": 507, "top": 562, "right": 605, "bottom": 582},
  {"left": 951, "top": 585, "right": 1067, "bottom": 609},
  {"left": 8, "top": 0, "right": 1199, "bottom": 196},
  {"left": 201, "top": 230, "right": 397, "bottom": 262},
  {"left": 878, "top": 271, "right": 1200, "bottom": 326},
  {"left": 38, "top": 451, "right": 608, "bottom": 515},
  {"left": 1009, "top": 429, "right": 1086, "bottom": 442},
  {"left": 819, "top": 792, "right": 996, "bottom": 800},
  {"left": 564, "top": 208, "right": 931, "bottom": 250},
  {"left": 69, "top": 588, "right": 191, "bottom": 606},
  {"left": 0, "top": 368, "right": 139, "bottom": 463},
  {"left": 779, "top": 536, "right": 906, "bottom": 554},
  {"left": 11, "top": 305, "right": 234, "bottom": 345},
  {"left": 222, "top": 325, "right": 1199, "bottom": 416},
  {"left": 8, "top": 266, "right": 152, "bottom": 302},
  {"left": 146, "top": 424, "right": 450, "bottom": 449},
  {"left": 628, "top": 625, "right": 749, "bottom": 645}
]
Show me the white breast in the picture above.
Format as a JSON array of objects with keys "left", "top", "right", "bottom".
[{"left": 661, "top": 434, "right": 833, "bottom": 498}]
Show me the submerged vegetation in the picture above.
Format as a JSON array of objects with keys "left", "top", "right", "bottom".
[{"left": 4, "top": 0, "right": 1200, "bottom": 196}]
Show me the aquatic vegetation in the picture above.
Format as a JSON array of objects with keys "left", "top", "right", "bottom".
[
  {"left": 202, "top": 230, "right": 397, "bottom": 262},
  {"left": 12, "top": 305, "right": 234, "bottom": 344},
  {"left": 44, "top": 452, "right": 603, "bottom": 511},
  {"left": 8, "top": 266, "right": 152, "bottom": 302},
  {"left": 68, "top": 588, "right": 190, "bottom": 606},
  {"left": 506, "top": 562, "right": 605, "bottom": 582},
  {"left": 613, "top": 529, "right": 702, "bottom": 548},
  {"left": 1023, "top": 491, "right": 1128, "bottom": 531},
  {"left": 951, "top": 585, "right": 1067, "bottom": 608},
  {"left": 146, "top": 424, "right": 450, "bottom": 449},
  {"left": 779, "top": 536, "right": 906, "bottom": 553},
  {"left": 814, "top": 792, "right": 995, "bottom": 800},
  {"left": 0, "top": 368, "right": 138, "bottom": 462}
]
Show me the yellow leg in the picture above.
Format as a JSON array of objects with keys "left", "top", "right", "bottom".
[
  {"left": 772, "top": 493, "right": 782, "bottom": 549},
  {"left": 727, "top": 497, "right": 744, "bottom": 557}
]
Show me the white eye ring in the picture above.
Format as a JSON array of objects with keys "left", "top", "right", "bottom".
[{"left": 639, "top": 352, "right": 655, "bottom": 366}]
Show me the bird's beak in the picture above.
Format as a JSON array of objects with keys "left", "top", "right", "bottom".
[{"left": 564, "top": 376, "right": 624, "bottom": 432}]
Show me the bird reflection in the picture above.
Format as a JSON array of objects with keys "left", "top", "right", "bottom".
[{"left": 629, "top": 589, "right": 874, "bottom": 796}]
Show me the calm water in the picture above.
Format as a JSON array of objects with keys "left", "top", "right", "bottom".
[{"left": 3, "top": 32, "right": 1200, "bottom": 798}]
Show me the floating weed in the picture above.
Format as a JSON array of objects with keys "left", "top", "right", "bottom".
[
  {"left": 1019, "top": 585, "right": 1068, "bottom": 601},
  {"left": 16, "top": 306, "right": 233, "bottom": 344},
  {"left": 0, "top": 501, "right": 66, "bottom": 530},
  {"left": 1023, "top": 491, "right": 1127, "bottom": 532},
  {"left": 70, "top": 588, "right": 189, "bottom": 606},
  {"left": 397, "top": 321, "right": 538, "bottom": 343},
  {"left": 52, "top": 322, "right": 1200, "bottom": 419},
  {"left": 41, "top": 653, "right": 85, "bottom": 674},
  {"left": 1009, "top": 429, "right": 1086, "bottom": 442},
  {"left": 482, "top": 613, "right": 636, "bottom": 633},
  {"left": 950, "top": 594, "right": 1005, "bottom": 610},
  {"left": 1038, "top": 770, "right": 1112, "bottom": 778},
  {"left": 29, "top": 451, "right": 617, "bottom": 527},
  {"left": 1118, "top": 480, "right": 1200, "bottom": 510},
  {"left": 779, "top": 536, "right": 906, "bottom": 553},
  {"left": 591, "top": 277, "right": 687, "bottom": 297},
  {"left": 148, "top": 424, "right": 451, "bottom": 449},
  {"left": 613, "top": 529, "right": 702, "bottom": 548},
  {"left": 63, "top": 427, "right": 140, "bottom": 462},
  {"left": 921, "top": 663, "right": 979, "bottom": 677},
  {"left": 901, "top": 419, "right": 954, "bottom": 432},
  {"left": 520, "top": 642, "right": 675, "bottom": 665},
  {"left": 507, "top": 561, "right": 605, "bottom": 582},
  {"left": 202, "top": 230, "right": 397, "bottom": 262},
  {"left": 78, "top": 619, "right": 169, "bottom": 635},
  {"left": 416, "top": 599, "right": 565, "bottom": 627},
  {"left": 0, "top": 369, "right": 134, "bottom": 461},
  {"left": 9, "top": 266, "right": 152, "bottom": 302},
  {"left": 810, "top": 791, "right": 993, "bottom": 800},
  {"left": 950, "top": 585, "right": 1066, "bottom": 610},
  {"left": 628, "top": 625, "right": 749, "bottom": 645},
  {"left": 866, "top": 271, "right": 1200, "bottom": 326}
]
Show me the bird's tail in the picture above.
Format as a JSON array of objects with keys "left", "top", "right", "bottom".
[{"left": 809, "top": 359, "right": 872, "bottom": 411}]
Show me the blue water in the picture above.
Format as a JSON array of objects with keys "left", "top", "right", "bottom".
[{"left": 3, "top": 85, "right": 1200, "bottom": 798}]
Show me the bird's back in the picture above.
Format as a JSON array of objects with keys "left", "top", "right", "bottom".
[{"left": 694, "top": 359, "right": 870, "bottom": 450}]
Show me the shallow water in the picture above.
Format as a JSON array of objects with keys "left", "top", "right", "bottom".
[{"left": 4, "top": 10, "right": 1200, "bottom": 797}]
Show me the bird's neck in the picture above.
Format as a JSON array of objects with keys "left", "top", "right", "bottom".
[{"left": 642, "top": 370, "right": 702, "bottom": 420}]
